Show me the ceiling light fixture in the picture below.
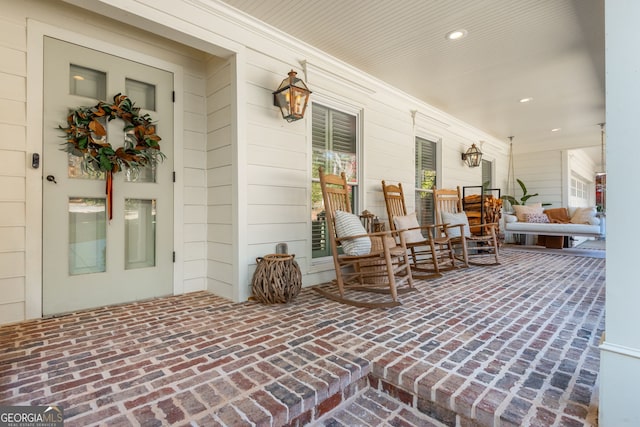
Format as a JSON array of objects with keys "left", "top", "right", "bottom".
[
  {"left": 519, "top": 97, "right": 533, "bottom": 103},
  {"left": 446, "top": 29, "right": 468, "bottom": 40},
  {"left": 551, "top": 128, "right": 561, "bottom": 132}
]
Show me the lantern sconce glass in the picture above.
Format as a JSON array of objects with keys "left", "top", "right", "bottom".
[
  {"left": 461, "top": 143, "right": 483, "bottom": 168},
  {"left": 273, "top": 70, "right": 312, "bottom": 122}
]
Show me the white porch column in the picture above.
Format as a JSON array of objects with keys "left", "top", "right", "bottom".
[{"left": 600, "top": 0, "right": 640, "bottom": 425}]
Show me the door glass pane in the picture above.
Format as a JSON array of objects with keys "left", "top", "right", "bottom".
[
  {"left": 69, "top": 198, "right": 106, "bottom": 275},
  {"left": 124, "top": 157, "right": 156, "bottom": 183},
  {"left": 69, "top": 64, "right": 106, "bottom": 100},
  {"left": 125, "top": 199, "right": 156, "bottom": 269},
  {"left": 125, "top": 78, "right": 156, "bottom": 111},
  {"left": 68, "top": 114, "right": 107, "bottom": 180},
  {"left": 68, "top": 154, "right": 106, "bottom": 180}
]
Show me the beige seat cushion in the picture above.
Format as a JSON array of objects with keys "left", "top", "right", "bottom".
[
  {"left": 393, "top": 212, "right": 425, "bottom": 243},
  {"left": 570, "top": 207, "right": 597, "bottom": 224},
  {"left": 441, "top": 211, "right": 471, "bottom": 238},
  {"left": 513, "top": 203, "right": 543, "bottom": 222}
]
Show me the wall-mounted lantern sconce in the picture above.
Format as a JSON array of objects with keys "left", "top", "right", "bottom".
[
  {"left": 461, "top": 143, "right": 483, "bottom": 167},
  {"left": 273, "top": 70, "right": 312, "bottom": 122}
]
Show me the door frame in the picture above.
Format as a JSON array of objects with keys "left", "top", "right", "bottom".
[{"left": 26, "top": 20, "right": 185, "bottom": 319}]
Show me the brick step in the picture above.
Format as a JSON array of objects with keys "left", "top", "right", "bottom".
[{"left": 310, "top": 382, "right": 448, "bottom": 427}]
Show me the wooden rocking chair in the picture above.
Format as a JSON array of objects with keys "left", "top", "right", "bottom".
[
  {"left": 315, "top": 167, "right": 414, "bottom": 308},
  {"left": 433, "top": 186, "right": 500, "bottom": 266},
  {"left": 381, "top": 181, "right": 456, "bottom": 278}
]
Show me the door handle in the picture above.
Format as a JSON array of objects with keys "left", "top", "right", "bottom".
[{"left": 46, "top": 175, "right": 57, "bottom": 184}]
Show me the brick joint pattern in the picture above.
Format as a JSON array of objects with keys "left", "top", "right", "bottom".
[{"left": 0, "top": 249, "right": 603, "bottom": 426}]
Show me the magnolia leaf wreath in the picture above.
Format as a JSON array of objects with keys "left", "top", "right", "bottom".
[{"left": 59, "top": 93, "right": 165, "bottom": 220}]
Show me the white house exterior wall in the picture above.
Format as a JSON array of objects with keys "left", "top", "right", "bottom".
[
  {"left": 206, "top": 57, "right": 235, "bottom": 300},
  {"left": 1, "top": 0, "right": 512, "bottom": 322},
  {"left": 512, "top": 151, "right": 563, "bottom": 207},
  {"left": 0, "top": 0, "right": 209, "bottom": 324}
]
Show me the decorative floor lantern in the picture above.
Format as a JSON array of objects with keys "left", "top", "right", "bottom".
[{"left": 273, "top": 70, "right": 312, "bottom": 122}]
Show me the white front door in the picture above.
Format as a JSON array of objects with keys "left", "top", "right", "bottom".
[{"left": 42, "top": 37, "right": 174, "bottom": 315}]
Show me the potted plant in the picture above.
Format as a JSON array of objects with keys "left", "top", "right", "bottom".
[
  {"left": 501, "top": 179, "right": 551, "bottom": 211},
  {"left": 501, "top": 179, "right": 550, "bottom": 245}
]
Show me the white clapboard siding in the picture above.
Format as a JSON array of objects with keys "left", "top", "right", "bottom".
[
  {"left": 0, "top": 72, "right": 25, "bottom": 102},
  {"left": 513, "top": 151, "right": 563, "bottom": 207},
  {"left": 0, "top": 0, "right": 529, "bottom": 324},
  {"left": 202, "top": 53, "right": 232, "bottom": 302},
  {"left": 0, "top": 3, "right": 214, "bottom": 324},
  {"left": 0, "top": 124, "right": 25, "bottom": 151},
  {"left": 0, "top": 226, "right": 24, "bottom": 252}
]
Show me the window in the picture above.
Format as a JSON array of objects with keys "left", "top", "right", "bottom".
[
  {"left": 482, "top": 159, "right": 493, "bottom": 191},
  {"left": 311, "top": 104, "right": 358, "bottom": 258},
  {"left": 570, "top": 174, "right": 590, "bottom": 204},
  {"left": 415, "top": 137, "right": 437, "bottom": 225}
]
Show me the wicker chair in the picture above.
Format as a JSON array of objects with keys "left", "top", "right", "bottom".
[
  {"left": 315, "top": 167, "right": 414, "bottom": 308},
  {"left": 433, "top": 186, "right": 500, "bottom": 266},
  {"left": 382, "top": 181, "right": 456, "bottom": 278}
]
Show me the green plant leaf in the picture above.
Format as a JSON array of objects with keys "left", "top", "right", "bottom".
[
  {"left": 500, "top": 195, "right": 520, "bottom": 205},
  {"left": 516, "top": 178, "right": 527, "bottom": 196},
  {"left": 99, "top": 154, "right": 112, "bottom": 171}
]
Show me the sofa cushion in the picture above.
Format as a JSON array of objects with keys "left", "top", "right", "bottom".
[
  {"left": 441, "top": 212, "right": 471, "bottom": 238},
  {"left": 526, "top": 212, "right": 550, "bottom": 223},
  {"left": 544, "top": 207, "right": 571, "bottom": 224},
  {"left": 334, "top": 210, "right": 371, "bottom": 256},
  {"left": 505, "top": 221, "right": 601, "bottom": 236},
  {"left": 513, "top": 203, "right": 543, "bottom": 222},
  {"left": 570, "top": 207, "right": 597, "bottom": 224},
  {"left": 393, "top": 212, "right": 425, "bottom": 244},
  {"left": 504, "top": 213, "right": 518, "bottom": 223}
]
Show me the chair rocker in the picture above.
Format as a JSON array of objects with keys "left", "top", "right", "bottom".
[
  {"left": 382, "top": 180, "right": 457, "bottom": 278},
  {"left": 433, "top": 186, "right": 500, "bottom": 266},
  {"left": 315, "top": 167, "right": 415, "bottom": 308}
]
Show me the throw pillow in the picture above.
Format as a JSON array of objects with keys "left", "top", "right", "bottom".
[
  {"left": 393, "top": 212, "right": 425, "bottom": 243},
  {"left": 334, "top": 210, "right": 371, "bottom": 256},
  {"left": 441, "top": 211, "right": 471, "bottom": 238},
  {"left": 526, "top": 212, "right": 550, "bottom": 223},
  {"left": 504, "top": 214, "right": 518, "bottom": 223},
  {"left": 544, "top": 207, "right": 571, "bottom": 224},
  {"left": 570, "top": 206, "right": 597, "bottom": 224},
  {"left": 512, "top": 203, "right": 543, "bottom": 222}
]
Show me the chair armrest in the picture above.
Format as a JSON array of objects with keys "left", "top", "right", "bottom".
[{"left": 442, "top": 222, "right": 465, "bottom": 229}]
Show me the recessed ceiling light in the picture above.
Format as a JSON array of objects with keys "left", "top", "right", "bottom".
[
  {"left": 446, "top": 29, "right": 468, "bottom": 40},
  {"left": 519, "top": 97, "right": 533, "bottom": 103},
  {"left": 551, "top": 128, "right": 561, "bottom": 132}
]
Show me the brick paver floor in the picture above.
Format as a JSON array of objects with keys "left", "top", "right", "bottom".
[{"left": 0, "top": 247, "right": 604, "bottom": 426}]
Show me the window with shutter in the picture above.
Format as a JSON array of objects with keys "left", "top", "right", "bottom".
[
  {"left": 311, "top": 104, "right": 358, "bottom": 259},
  {"left": 482, "top": 159, "right": 493, "bottom": 191},
  {"left": 415, "top": 137, "right": 437, "bottom": 225}
]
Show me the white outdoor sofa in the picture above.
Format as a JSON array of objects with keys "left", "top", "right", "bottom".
[{"left": 503, "top": 206, "right": 604, "bottom": 239}]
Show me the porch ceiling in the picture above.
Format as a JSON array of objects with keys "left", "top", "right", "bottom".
[{"left": 219, "top": 0, "right": 605, "bottom": 160}]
